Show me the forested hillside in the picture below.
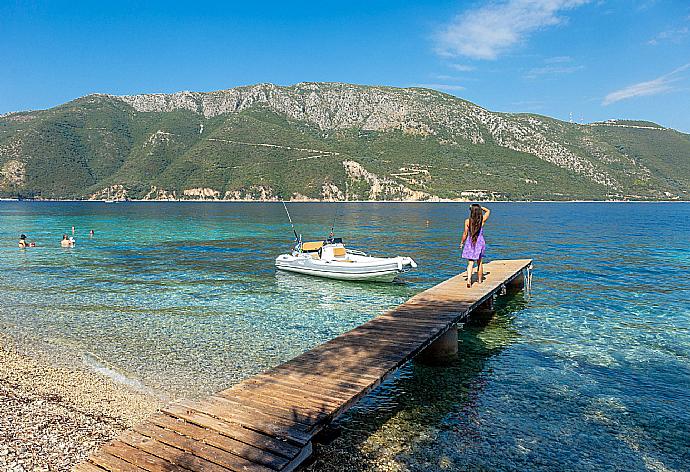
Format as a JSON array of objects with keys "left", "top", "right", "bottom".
[{"left": 1, "top": 83, "right": 688, "bottom": 200}]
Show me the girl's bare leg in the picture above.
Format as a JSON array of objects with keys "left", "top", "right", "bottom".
[
  {"left": 466, "top": 260, "right": 474, "bottom": 287},
  {"left": 477, "top": 258, "right": 484, "bottom": 283}
]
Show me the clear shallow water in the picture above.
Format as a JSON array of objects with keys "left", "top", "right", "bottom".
[{"left": 1, "top": 202, "right": 689, "bottom": 470}]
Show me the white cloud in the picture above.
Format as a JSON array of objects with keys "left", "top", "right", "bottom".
[
  {"left": 435, "top": 0, "right": 591, "bottom": 60},
  {"left": 647, "top": 26, "right": 689, "bottom": 46},
  {"left": 415, "top": 83, "right": 466, "bottom": 92},
  {"left": 544, "top": 55, "right": 572, "bottom": 63},
  {"left": 433, "top": 74, "right": 460, "bottom": 80},
  {"left": 450, "top": 64, "right": 477, "bottom": 72},
  {"left": 525, "top": 64, "right": 584, "bottom": 79},
  {"left": 602, "top": 63, "right": 690, "bottom": 105}
]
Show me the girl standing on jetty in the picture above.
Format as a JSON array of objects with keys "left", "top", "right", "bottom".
[{"left": 461, "top": 204, "right": 490, "bottom": 288}]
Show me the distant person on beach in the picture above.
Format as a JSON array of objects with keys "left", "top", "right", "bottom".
[
  {"left": 460, "top": 204, "right": 490, "bottom": 288},
  {"left": 61, "top": 234, "right": 74, "bottom": 248}
]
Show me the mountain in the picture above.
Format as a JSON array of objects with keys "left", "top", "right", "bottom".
[{"left": 1, "top": 82, "right": 689, "bottom": 201}]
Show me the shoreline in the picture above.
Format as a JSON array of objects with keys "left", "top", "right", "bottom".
[
  {"left": 0, "top": 333, "right": 162, "bottom": 470},
  {"left": 0, "top": 198, "right": 687, "bottom": 203}
]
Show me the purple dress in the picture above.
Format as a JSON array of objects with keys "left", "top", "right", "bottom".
[{"left": 462, "top": 226, "right": 486, "bottom": 261}]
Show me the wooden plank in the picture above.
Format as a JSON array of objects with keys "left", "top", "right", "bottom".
[
  {"left": 158, "top": 408, "right": 301, "bottom": 459},
  {"left": 330, "top": 327, "right": 437, "bottom": 344},
  {"left": 221, "top": 388, "right": 331, "bottom": 420},
  {"left": 205, "top": 394, "right": 323, "bottom": 428},
  {"left": 367, "top": 312, "right": 449, "bottom": 324},
  {"left": 132, "top": 423, "right": 275, "bottom": 472},
  {"left": 211, "top": 392, "right": 329, "bottom": 426},
  {"left": 287, "top": 345, "right": 413, "bottom": 371},
  {"left": 117, "top": 431, "right": 228, "bottom": 472},
  {"left": 89, "top": 450, "right": 148, "bottom": 472},
  {"left": 191, "top": 396, "right": 315, "bottom": 437},
  {"left": 291, "top": 346, "right": 415, "bottom": 367},
  {"left": 149, "top": 414, "right": 293, "bottom": 468},
  {"left": 73, "top": 462, "right": 107, "bottom": 472},
  {"left": 171, "top": 399, "right": 312, "bottom": 446},
  {"left": 295, "top": 336, "right": 422, "bottom": 359},
  {"left": 282, "top": 442, "right": 313, "bottom": 472},
  {"left": 371, "top": 313, "right": 458, "bottom": 325},
  {"left": 222, "top": 385, "right": 339, "bottom": 414},
  {"left": 102, "top": 441, "right": 183, "bottom": 472},
  {"left": 236, "top": 378, "right": 349, "bottom": 407},
  {"left": 367, "top": 318, "right": 451, "bottom": 330},
  {"left": 382, "top": 308, "right": 468, "bottom": 320},
  {"left": 290, "top": 341, "right": 425, "bottom": 367},
  {"left": 388, "top": 301, "right": 468, "bottom": 313},
  {"left": 404, "top": 298, "right": 471, "bottom": 307},
  {"left": 349, "top": 324, "right": 440, "bottom": 339},
  {"left": 330, "top": 339, "right": 422, "bottom": 357},
  {"left": 285, "top": 344, "right": 401, "bottom": 367},
  {"left": 183, "top": 397, "right": 310, "bottom": 432},
  {"left": 270, "top": 363, "right": 380, "bottom": 386},
  {"left": 253, "top": 372, "right": 373, "bottom": 396},
  {"left": 276, "top": 354, "right": 394, "bottom": 378},
  {"left": 250, "top": 374, "right": 373, "bottom": 405},
  {"left": 227, "top": 382, "right": 343, "bottom": 410},
  {"left": 291, "top": 350, "right": 407, "bottom": 372}
]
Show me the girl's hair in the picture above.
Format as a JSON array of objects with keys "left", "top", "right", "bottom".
[{"left": 469, "top": 204, "right": 483, "bottom": 244}]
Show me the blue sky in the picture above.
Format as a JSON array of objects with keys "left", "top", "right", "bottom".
[{"left": 2, "top": 0, "right": 689, "bottom": 131}]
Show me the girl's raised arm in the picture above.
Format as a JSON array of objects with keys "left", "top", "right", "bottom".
[{"left": 481, "top": 206, "right": 491, "bottom": 223}]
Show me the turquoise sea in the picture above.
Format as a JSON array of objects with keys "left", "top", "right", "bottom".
[{"left": 1, "top": 202, "right": 688, "bottom": 470}]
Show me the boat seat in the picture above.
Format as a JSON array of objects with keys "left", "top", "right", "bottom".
[
  {"left": 302, "top": 241, "right": 324, "bottom": 252},
  {"left": 333, "top": 247, "right": 346, "bottom": 257}
]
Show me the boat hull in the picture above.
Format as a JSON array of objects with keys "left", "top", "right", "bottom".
[
  {"left": 275, "top": 254, "right": 414, "bottom": 282},
  {"left": 275, "top": 262, "right": 400, "bottom": 282}
]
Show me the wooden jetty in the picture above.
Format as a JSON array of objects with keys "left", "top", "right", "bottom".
[{"left": 76, "top": 259, "right": 532, "bottom": 472}]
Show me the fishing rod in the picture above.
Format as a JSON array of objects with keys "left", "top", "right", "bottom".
[
  {"left": 327, "top": 207, "right": 340, "bottom": 242},
  {"left": 281, "top": 200, "right": 299, "bottom": 241}
]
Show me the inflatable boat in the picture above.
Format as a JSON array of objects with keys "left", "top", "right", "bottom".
[{"left": 275, "top": 238, "right": 417, "bottom": 282}]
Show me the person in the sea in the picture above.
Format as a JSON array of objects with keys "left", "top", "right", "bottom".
[
  {"left": 89, "top": 229, "right": 94, "bottom": 237},
  {"left": 460, "top": 204, "right": 490, "bottom": 288},
  {"left": 19, "top": 234, "right": 37, "bottom": 248},
  {"left": 61, "top": 234, "right": 74, "bottom": 248}
]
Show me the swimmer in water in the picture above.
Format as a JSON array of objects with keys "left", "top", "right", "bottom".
[{"left": 61, "top": 234, "right": 74, "bottom": 248}]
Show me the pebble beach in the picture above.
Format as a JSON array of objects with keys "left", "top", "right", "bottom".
[{"left": 0, "top": 334, "right": 162, "bottom": 471}]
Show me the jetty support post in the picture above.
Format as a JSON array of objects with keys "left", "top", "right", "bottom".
[
  {"left": 507, "top": 271, "right": 525, "bottom": 293},
  {"left": 476, "top": 295, "right": 495, "bottom": 315},
  {"left": 417, "top": 324, "right": 458, "bottom": 365}
]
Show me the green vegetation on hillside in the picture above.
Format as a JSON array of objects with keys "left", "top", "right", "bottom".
[{"left": 1, "top": 84, "right": 688, "bottom": 201}]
